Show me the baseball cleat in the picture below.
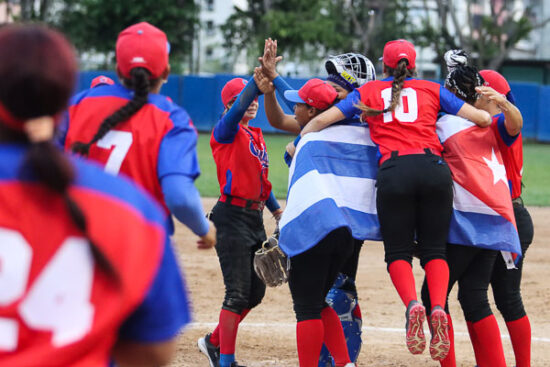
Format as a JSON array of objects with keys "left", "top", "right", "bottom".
[
  {"left": 197, "top": 333, "right": 220, "bottom": 367},
  {"left": 405, "top": 300, "right": 426, "bottom": 355},
  {"left": 229, "top": 362, "right": 246, "bottom": 367},
  {"left": 429, "top": 306, "right": 450, "bottom": 361}
]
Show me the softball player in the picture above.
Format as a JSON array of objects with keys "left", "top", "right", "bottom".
[
  {"left": 257, "top": 40, "right": 376, "bottom": 365},
  {"left": 479, "top": 69, "right": 534, "bottom": 367},
  {"left": 197, "top": 77, "right": 282, "bottom": 367},
  {"left": 301, "top": 39, "right": 492, "bottom": 361},
  {"left": 257, "top": 74, "right": 357, "bottom": 367},
  {"left": 58, "top": 22, "right": 215, "bottom": 247},
  {"left": 0, "top": 24, "right": 189, "bottom": 367},
  {"left": 420, "top": 50, "right": 524, "bottom": 367}
]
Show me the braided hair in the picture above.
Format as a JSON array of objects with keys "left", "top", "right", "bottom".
[
  {"left": 0, "top": 25, "right": 118, "bottom": 282},
  {"left": 443, "top": 50, "right": 484, "bottom": 105},
  {"left": 355, "top": 60, "right": 414, "bottom": 116},
  {"left": 72, "top": 67, "right": 152, "bottom": 155}
]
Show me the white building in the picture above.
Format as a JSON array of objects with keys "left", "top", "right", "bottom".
[{"left": 193, "top": 0, "right": 249, "bottom": 74}]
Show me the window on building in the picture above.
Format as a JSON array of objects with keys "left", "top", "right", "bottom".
[
  {"left": 206, "top": 20, "right": 215, "bottom": 35},
  {"left": 206, "top": 47, "right": 214, "bottom": 59},
  {"left": 206, "top": 0, "right": 214, "bottom": 11}
]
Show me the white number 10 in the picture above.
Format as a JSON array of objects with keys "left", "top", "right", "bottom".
[
  {"left": 0, "top": 228, "right": 94, "bottom": 351},
  {"left": 381, "top": 87, "right": 419, "bottom": 123},
  {"left": 97, "top": 130, "right": 133, "bottom": 175}
]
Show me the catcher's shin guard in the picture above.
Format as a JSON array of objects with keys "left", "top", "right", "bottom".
[
  {"left": 320, "top": 274, "right": 363, "bottom": 364},
  {"left": 318, "top": 345, "right": 335, "bottom": 367}
]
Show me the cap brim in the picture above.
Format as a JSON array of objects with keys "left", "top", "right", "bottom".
[{"left": 284, "top": 90, "right": 305, "bottom": 104}]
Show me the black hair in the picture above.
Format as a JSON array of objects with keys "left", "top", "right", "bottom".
[
  {"left": 72, "top": 67, "right": 152, "bottom": 155},
  {"left": 445, "top": 66, "right": 485, "bottom": 105},
  {"left": 0, "top": 25, "right": 118, "bottom": 282}
]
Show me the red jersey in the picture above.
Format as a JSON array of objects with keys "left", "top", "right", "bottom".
[
  {"left": 490, "top": 114, "right": 523, "bottom": 199},
  {"left": 0, "top": 145, "right": 190, "bottom": 366},
  {"left": 211, "top": 120, "right": 271, "bottom": 202},
  {"left": 61, "top": 84, "right": 200, "bottom": 213},
  {"left": 337, "top": 78, "right": 465, "bottom": 160}
]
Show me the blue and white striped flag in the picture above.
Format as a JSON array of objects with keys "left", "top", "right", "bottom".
[{"left": 278, "top": 124, "right": 382, "bottom": 257}]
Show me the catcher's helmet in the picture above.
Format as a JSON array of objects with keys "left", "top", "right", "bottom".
[{"left": 325, "top": 53, "right": 376, "bottom": 88}]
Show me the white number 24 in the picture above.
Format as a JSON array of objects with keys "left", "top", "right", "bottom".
[
  {"left": 381, "top": 87, "right": 419, "bottom": 123},
  {"left": 0, "top": 228, "right": 94, "bottom": 351},
  {"left": 96, "top": 130, "right": 133, "bottom": 175}
]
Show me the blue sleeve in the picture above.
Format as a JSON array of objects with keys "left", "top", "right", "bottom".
[
  {"left": 266, "top": 191, "right": 280, "bottom": 212},
  {"left": 118, "top": 236, "right": 191, "bottom": 342},
  {"left": 213, "top": 77, "right": 260, "bottom": 144},
  {"left": 161, "top": 174, "right": 209, "bottom": 236},
  {"left": 439, "top": 86, "right": 465, "bottom": 115},
  {"left": 273, "top": 76, "right": 295, "bottom": 110},
  {"left": 283, "top": 135, "right": 301, "bottom": 167},
  {"left": 54, "top": 110, "right": 69, "bottom": 149},
  {"left": 494, "top": 113, "right": 519, "bottom": 146},
  {"left": 335, "top": 89, "right": 362, "bottom": 119},
  {"left": 157, "top": 107, "right": 201, "bottom": 180}
]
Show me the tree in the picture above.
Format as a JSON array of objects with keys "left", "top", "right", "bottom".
[
  {"left": 221, "top": 0, "right": 412, "bottom": 73},
  {"left": 58, "top": 0, "right": 199, "bottom": 72},
  {"left": 413, "top": 0, "right": 550, "bottom": 71}
]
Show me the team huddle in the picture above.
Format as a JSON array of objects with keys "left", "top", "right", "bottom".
[{"left": 0, "top": 20, "right": 533, "bottom": 367}]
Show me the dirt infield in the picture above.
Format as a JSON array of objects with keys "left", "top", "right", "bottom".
[{"left": 171, "top": 199, "right": 550, "bottom": 366}]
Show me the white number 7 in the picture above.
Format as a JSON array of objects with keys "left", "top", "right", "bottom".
[{"left": 96, "top": 130, "right": 133, "bottom": 175}]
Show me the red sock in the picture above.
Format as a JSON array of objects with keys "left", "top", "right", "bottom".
[
  {"left": 424, "top": 259, "right": 449, "bottom": 309},
  {"left": 219, "top": 309, "right": 241, "bottom": 354},
  {"left": 321, "top": 307, "right": 351, "bottom": 366},
  {"left": 296, "top": 319, "right": 324, "bottom": 367},
  {"left": 468, "top": 315, "right": 506, "bottom": 367},
  {"left": 439, "top": 313, "right": 456, "bottom": 367},
  {"left": 466, "top": 321, "right": 485, "bottom": 366},
  {"left": 506, "top": 315, "right": 531, "bottom": 367},
  {"left": 388, "top": 260, "right": 417, "bottom": 307},
  {"left": 210, "top": 308, "right": 250, "bottom": 347}
]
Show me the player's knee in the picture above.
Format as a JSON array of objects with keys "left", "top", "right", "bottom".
[
  {"left": 495, "top": 294, "right": 526, "bottom": 322},
  {"left": 247, "top": 286, "right": 266, "bottom": 310},
  {"left": 458, "top": 290, "right": 492, "bottom": 322}
]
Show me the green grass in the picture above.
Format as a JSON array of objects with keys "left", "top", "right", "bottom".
[{"left": 196, "top": 133, "right": 550, "bottom": 206}]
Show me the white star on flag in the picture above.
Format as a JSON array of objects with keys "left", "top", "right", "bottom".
[{"left": 483, "top": 148, "right": 508, "bottom": 186}]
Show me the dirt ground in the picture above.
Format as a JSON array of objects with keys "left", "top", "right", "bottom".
[{"left": 170, "top": 198, "right": 550, "bottom": 367}]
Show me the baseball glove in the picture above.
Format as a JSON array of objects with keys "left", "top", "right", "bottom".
[{"left": 254, "top": 235, "right": 289, "bottom": 287}]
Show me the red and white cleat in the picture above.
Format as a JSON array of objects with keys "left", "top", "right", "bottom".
[
  {"left": 429, "top": 306, "right": 450, "bottom": 361},
  {"left": 405, "top": 301, "right": 426, "bottom": 354}
]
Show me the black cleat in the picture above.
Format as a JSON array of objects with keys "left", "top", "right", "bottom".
[{"left": 197, "top": 333, "right": 220, "bottom": 367}]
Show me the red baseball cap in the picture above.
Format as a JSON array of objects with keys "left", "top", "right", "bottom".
[
  {"left": 116, "top": 22, "right": 169, "bottom": 79},
  {"left": 479, "top": 70, "right": 511, "bottom": 95},
  {"left": 90, "top": 75, "right": 115, "bottom": 88},
  {"left": 283, "top": 78, "right": 338, "bottom": 110},
  {"left": 221, "top": 78, "right": 248, "bottom": 107},
  {"left": 381, "top": 39, "right": 416, "bottom": 69}
]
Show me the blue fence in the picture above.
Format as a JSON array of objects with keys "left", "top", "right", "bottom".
[{"left": 77, "top": 72, "right": 550, "bottom": 141}]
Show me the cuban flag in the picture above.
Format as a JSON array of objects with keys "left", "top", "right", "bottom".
[
  {"left": 278, "top": 123, "right": 381, "bottom": 257},
  {"left": 437, "top": 114, "right": 521, "bottom": 265}
]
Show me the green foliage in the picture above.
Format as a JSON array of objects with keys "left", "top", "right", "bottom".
[
  {"left": 57, "top": 0, "right": 198, "bottom": 72},
  {"left": 221, "top": 0, "right": 413, "bottom": 71}
]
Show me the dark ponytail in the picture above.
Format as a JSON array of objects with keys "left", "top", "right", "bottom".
[
  {"left": 72, "top": 67, "right": 151, "bottom": 155},
  {"left": 0, "top": 25, "right": 119, "bottom": 283},
  {"left": 355, "top": 60, "right": 414, "bottom": 117},
  {"left": 21, "top": 142, "right": 119, "bottom": 282}
]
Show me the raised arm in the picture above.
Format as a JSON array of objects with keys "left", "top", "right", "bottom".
[
  {"left": 456, "top": 103, "right": 492, "bottom": 127},
  {"left": 300, "top": 106, "right": 346, "bottom": 136},
  {"left": 259, "top": 38, "right": 295, "bottom": 110},
  {"left": 213, "top": 76, "right": 260, "bottom": 143},
  {"left": 477, "top": 86, "right": 523, "bottom": 135},
  {"left": 254, "top": 67, "right": 301, "bottom": 134}
]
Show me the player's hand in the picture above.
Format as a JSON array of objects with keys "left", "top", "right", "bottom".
[
  {"left": 254, "top": 67, "right": 275, "bottom": 94},
  {"left": 285, "top": 141, "right": 296, "bottom": 158},
  {"left": 476, "top": 86, "right": 509, "bottom": 111},
  {"left": 197, "top": 224, "right": 216, "bottom": 249},
  {"left": 258, "top": 38, "right": 282, "bottom": 81},
  {"left": 272, "top": 208, "right": 283, "bottom": 223}
]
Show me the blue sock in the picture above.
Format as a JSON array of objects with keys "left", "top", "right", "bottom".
[{"left": 220, "top": 353, "right": 235, "bottom": 367}]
